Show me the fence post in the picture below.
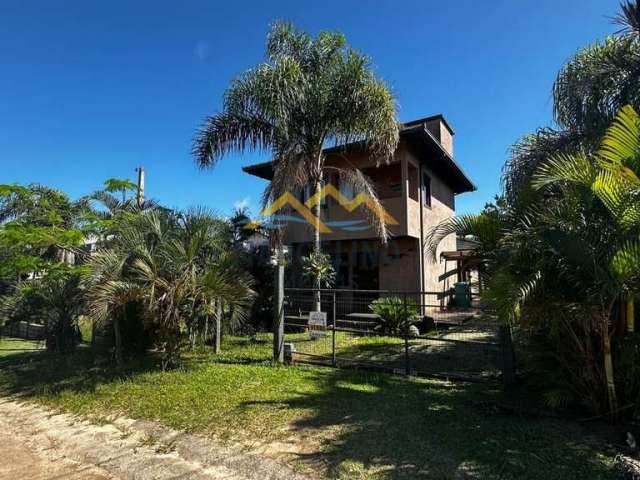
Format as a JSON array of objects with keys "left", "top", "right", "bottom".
[
  {"left": 332, "top": 291, "right": 337, "bottom": 367},
  {"left": 273, "top": 249, "right": 285, "bottom": 364},
  {"left": 499, "top": 324, "right": 516, "bottom": 387},
  {"left": 404, "top": 292, "right": 410, "bottom": 376}
]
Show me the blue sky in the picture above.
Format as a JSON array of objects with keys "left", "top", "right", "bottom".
[{"left": 0, "top": 0, "right": 617, "bottom": 216}]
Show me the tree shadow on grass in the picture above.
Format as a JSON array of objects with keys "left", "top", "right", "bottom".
[
  {"left": 243, "top": 368, "right": 617, "bottom": 480},
  {"left": 0, "top": 344, "right": 619, "bottom": 479},
  {"left": 0, "top": 347, "right": 156, "bottom": 398},
  {"left": 297, "top": 334, "right": 501, "bottom": 380}
]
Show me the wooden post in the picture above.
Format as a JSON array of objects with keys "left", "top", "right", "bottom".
[{"left": 404, "top": 292, "right": 410, "bottom": 376}]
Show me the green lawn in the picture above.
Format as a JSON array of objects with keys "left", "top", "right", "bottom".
[
  {"left": 0, "top": 334, "right": 618, "bottom": 479},
  {"left": 0, "top": 336, "right": 44, "bottom": 356},
  {"left": 286, "top": 331, "right": 500, "bottom": 379}
]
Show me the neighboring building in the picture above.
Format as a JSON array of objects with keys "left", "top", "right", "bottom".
[
  {"left": 440, "top": 236, "right": 483, "bottom": 297},
  {"left": 243, "top": 114, "right": 475, "bottom": 295}
]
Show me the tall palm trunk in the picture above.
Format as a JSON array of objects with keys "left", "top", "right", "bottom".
[
  {"left": 601, "top": 302, "right": 618, "bottom": 418},
  {"left": 214, "top": 301, "right": 221, "bottom": 354},
  {"left": 313, "top": 177, "right": 322, "bottom": 312},
  {"left": 627, "top": 297, "right": 635, "bottom": 333}
]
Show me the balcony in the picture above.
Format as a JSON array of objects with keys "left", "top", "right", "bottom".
[{"left": 282, "top": 158, "right": 420, "bottom": 244}]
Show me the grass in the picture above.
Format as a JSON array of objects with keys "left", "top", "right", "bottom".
[
  {"left": 0, "top": 334, "right": 619, "bottom": 479},
  {"left": 286, "top": 330, "right": 500, "bottom": 378},
  {"left": 78, "top": 316, "right": 93, "bottom": 344},
  {"left": 0, "top": 337, "right": 44, "bottom": 356}
]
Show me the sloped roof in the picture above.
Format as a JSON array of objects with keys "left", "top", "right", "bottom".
[{"left": 242, "top": 114, "right": 475, "bottom": 194}]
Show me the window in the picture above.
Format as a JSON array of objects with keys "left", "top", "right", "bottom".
[
  {"left": 408, "top": 165, "right": 419, "bottom": 201},
  {"left": 388, "top": 175, "right": 402, "bottom": 194},
  {"left": 422, "top": 173, "right": 432, "bottom": 207},
  {"left": 298, "top": 182, "right": 327, "bottom": 208}
]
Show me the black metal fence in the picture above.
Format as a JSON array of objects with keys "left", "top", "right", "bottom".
[
  {"left": 283, "top": 288, "right": 509, "bottom": 382},
  {"left": 1, "top": 320, "right": 45, "bottom": 340}
]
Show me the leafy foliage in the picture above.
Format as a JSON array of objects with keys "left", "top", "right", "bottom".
[
  {"left": 369, "top": 297, "right": 418, "bottom": 335},
  {"left": 301, "top": 251, "right": 336, "bottom": 288},
  {"left": 85, "top": 209, "right": 255, "bottom": 369},
  {"left": 503, "top": 3, "right": 640, "bottom": 203},
  {"left": 0, "top": 267, "right": 85, "bottom": 353},
  {"left": 428, "top": 103, "right": 640, "bottom": 414}
]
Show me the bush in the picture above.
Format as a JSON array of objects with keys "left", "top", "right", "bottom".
[
  {"left": 369, "top": 297, "right": 419, "bottom": 335},
  {"left": 616, "top": 333, "right": 640, "bottom": 419},
  {"left": 0, "top": 271, "right": 84, "bottom": 354}
]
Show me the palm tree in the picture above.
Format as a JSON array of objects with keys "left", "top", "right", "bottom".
[
  {"left": 197, "top": 251, "right": 254, "bottom": 353},
  {"left": 103, "top": 178, "right": 137, "bottom": 204},
  {"left": 531, "top": 105, "right": 640, "bottom": 414},
  {"left": 85, "top": 209, "right": 254, "bottom": 368},
  {"left": 503, "top": 1, "right": 640, "bottom": 202},
  {"left": 89, "top": 179, "right": 159, "bottom": 223},
  {"left": 193, "top": 22, "right": 399, "bottom": 307},
  {"left": 427, "top": 106, "right": 640, "bottom": 416},
  {"left": 0, "top": 267, "right": 85, "bottom": 353}
]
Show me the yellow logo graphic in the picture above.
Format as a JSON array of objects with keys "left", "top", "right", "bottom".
[{"left": 247, "top": 183, "right": 398, "bottom": 233}]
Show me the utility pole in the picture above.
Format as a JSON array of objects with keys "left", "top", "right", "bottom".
[
  {"left": 135, "top": 166, "right": 145, "bottom": 208},
  {"left": 273, "top": 246, "right": 286, "bottom": 363}
]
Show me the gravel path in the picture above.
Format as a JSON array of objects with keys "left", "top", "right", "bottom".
[{"left": 0, "top": 397, "right": 309, "bottom": 480}]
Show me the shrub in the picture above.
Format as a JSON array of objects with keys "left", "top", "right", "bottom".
[
  {"left": 0, "top": 270, "right": 84, "bottom": 354},
  {"left": 616, "top": 333, "right": 640, "bottom": 419},
  {"left": 369, "top": 297, "right": 419, "bottom": 335}
]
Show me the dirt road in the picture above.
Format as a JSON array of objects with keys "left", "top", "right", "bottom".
[
  {"left": 0, "top": 398, "right": 308, "bottom": 480},
  {"left": 0, "top": 431, "right": 114, "bottom": 480}
]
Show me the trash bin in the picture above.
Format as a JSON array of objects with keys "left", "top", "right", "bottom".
[{"left": 453, "top": 282, "right": 471, "bottom": 308}]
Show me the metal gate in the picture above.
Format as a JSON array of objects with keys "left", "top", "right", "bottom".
[{"left": 283, "top": 288, "right": 505, "bottom": 382}]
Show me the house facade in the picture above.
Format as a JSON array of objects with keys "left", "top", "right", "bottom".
[{"left": 243, "top": 114, "right": 475, "bottom": 295}]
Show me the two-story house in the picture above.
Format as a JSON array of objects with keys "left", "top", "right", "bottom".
[{"left": 243, "top": 114, "right": 475, "bottom": 295}]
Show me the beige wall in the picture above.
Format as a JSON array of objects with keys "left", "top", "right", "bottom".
[
  {"left": 403, "top": 148, "right": 457, "bottom": 295},
  {"left": 280, "top": 136, "right": 459, "bottom": 295},
  {"left": 425, "top": 118, "right": 454, "bottom": 157},
  {"left": 378, "top": 237, "right": 420, "bottom": 291}
]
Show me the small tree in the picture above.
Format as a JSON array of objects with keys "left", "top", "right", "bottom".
[
  {"left": 86, "top": 209, "right": 254, "bottom": 368},
  {"left": 0, "top": 267, "right": 85, "bottom": 353},
  {"left": 302, "top": 251, "right": 336, "bottom": 288}
]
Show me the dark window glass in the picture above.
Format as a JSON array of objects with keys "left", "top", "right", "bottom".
[{"left": 422, "top": 173, "right": 431, "bottom": 207}]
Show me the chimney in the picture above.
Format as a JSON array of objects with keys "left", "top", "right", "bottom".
[
  {"left": 136, "top": 166, "right": 145, "bottom": 207},
  {"left": 424, "top": 115, "right": 454, "bottom": 157}
]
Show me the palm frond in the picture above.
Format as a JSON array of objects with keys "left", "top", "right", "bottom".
[
  {"left": 503, "top": 128, "right": 585, "bottom": 203},
  {"left": 482, "top": 269, "right": 542, "bottom": 325},
  {"left": 425, "top": 213, "right": 503, "bottom": 262},
  {"left": 553, "top": 35, "right": 640, "bottom": 134},
  {"left": 611, "top": 239, "right": 640, "bottom": 281},
  {"left": 612, "top": 1, "right": 640, "bottom": 35},
  {"left": 330, "top": 165, "right": 390, "bottom": 243},
  {"left": 598, "top": 104, "right": 640, "bottom": 181},
  {"left": 532, "top": 151, "right": 596, "bottom": 190},
  {"left": 192, "top": 112, "right": 277, "bottom": 169}
]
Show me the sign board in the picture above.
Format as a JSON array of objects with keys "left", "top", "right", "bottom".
[{"left": 308, "top": 311, "right": 327, "bottom": 339}]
